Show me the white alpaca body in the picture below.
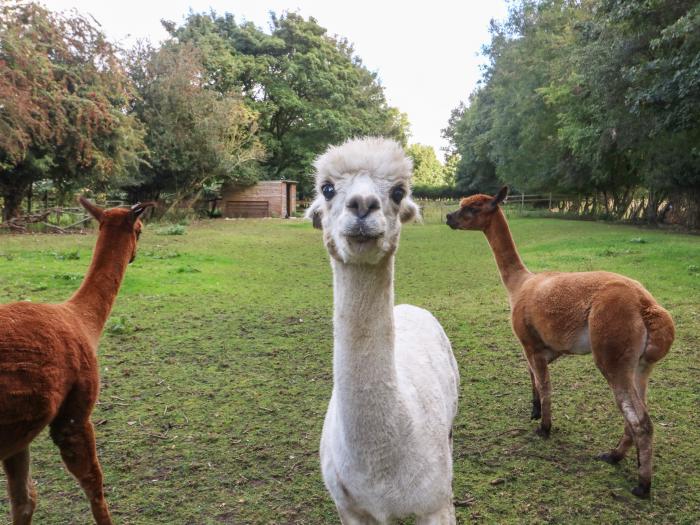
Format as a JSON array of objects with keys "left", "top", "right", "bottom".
[
  {"left": 321, "top": 304, "right": 458, "bottom": 523},
  {"left": 307, "top": 138, "right": 460, "bottom": 524}
]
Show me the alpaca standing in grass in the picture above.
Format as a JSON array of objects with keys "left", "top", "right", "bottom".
[
  {"left": 307, "top": 138, "right": 460, "bottom": 524},
  {"left": 446, "top": 187, "right": 674, "bottom": 498},
  {"left": 0, "top": 199, "right": 151, "bottom": 524}
]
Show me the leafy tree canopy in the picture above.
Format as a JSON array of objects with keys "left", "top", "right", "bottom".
[
  {"left": 405, "top": 144, "right": 446, "bottom": 186},
  {"left": 125, "top": 42, "right": 264, "bottom": 203},
  {"left": 166, "top": 11, "right": 409, "bottom": 195},
  {"left": 0, "top": 1, "right": 144, "bottom": 219},
  {"left": 444, "top": 0, "right": 700, "bottom": 225}
]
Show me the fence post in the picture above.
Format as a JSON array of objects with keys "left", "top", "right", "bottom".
[
  {"left": 548, "top": 192, "right": 552, "bottom": 210},
  {"left": 521, "top": 193, "right": 525, "bottom": 210}
]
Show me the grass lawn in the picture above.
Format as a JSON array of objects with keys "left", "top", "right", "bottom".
[{"left": 0, "top": 216, "right": 698, "bottom": 524}]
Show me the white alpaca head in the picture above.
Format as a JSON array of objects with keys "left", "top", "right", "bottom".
[{"left": 306, "top": 137, "right": 419, "bottom": 265}]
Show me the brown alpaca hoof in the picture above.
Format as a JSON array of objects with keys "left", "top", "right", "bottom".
[
  {"left": 534, "top": 425, "right": 550, "bottom": 439},
  {"left": 597, "top": 452, "right": 623, "bottom": 465},
  {"left": 631, "top": 482, "right": 650, "bottom": 499}
]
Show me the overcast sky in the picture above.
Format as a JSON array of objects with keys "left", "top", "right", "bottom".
[{"left": 43, "top": 0, "right": 509, "bottom": 160}]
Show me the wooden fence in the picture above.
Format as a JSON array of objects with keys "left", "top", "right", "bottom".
[
  {"left": 299, "top": 194, "right": 575, "bottom": 225},
  {"left": 0, "top": 202, "right": 126, "bottom": 233},
  {"left": 418, "top": 193, "right": 574, "bottom": 224}
]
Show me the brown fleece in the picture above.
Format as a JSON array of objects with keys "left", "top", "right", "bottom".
[
  {"left": 0, "top": 199, "right": 150, "bottom": 524},
  {"left": 446, "top": 187, "right": 674, "bottom": 498}
]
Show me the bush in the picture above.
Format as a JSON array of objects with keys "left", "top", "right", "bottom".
[
  {"left": 155, "top": 208, "right": 196, "bottom": 226},
  {"left": 156, "top": 224, "right": 186, "bottom": 236},
  {"left": 53, "top": 249, "right": 80, "bottom": 260},
  {"left": 107, "top": 316, "right": 131, "bottom": 335},
  {"left": 411, "top": 184, "right": 464, "bottom": 200}
]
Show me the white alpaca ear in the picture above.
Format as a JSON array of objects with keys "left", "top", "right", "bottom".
[
  {"left": 399, "top": 197, "right": 420, "bottom": 223},
  {"left": 305, "top": 196, "right": 324, "bottom": 230}
]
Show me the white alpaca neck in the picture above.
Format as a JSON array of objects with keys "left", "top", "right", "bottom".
[{"left": 331, "top": 255, "right": 406, "bottom": 452}]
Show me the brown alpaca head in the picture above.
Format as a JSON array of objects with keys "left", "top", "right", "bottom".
[
  {"left": 446, "top": 186, "right": 508, "bottom": 231},
  {"left": 79, "top": 197, "right": 154, "bottom": 263}
]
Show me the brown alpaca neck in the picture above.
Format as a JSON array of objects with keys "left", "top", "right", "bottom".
[
  {"left": 67, "top": 227, "right": 132, "bottom": 341},
  {"left": 483, "top": 209, "right": 530, "bottom": 296}
]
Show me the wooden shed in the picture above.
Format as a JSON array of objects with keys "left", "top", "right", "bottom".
[{"left": 220, "top": 180, "right": 297, "bottom": 218}]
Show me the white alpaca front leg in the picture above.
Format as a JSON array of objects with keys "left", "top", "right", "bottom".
[
  {"left": 337, "top": 505, "right": 382, "bottom": 525},
  {"left": 415, "top": 503, "right": 456, "bottom": 525}
]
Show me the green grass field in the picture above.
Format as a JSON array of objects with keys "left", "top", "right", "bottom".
[{"left": 0, "top": 217, "right": 698, "bottom": 524}]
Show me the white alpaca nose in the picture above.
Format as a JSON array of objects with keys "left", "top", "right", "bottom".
[{"left": 346, "top": 194, "right": 380, "bottom": 219}]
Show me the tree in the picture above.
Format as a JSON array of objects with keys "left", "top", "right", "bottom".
[
  {"left": 125, "top": 42, "right": 264, "bottom": 203},
  {"left": 0, "top": 2, "right": 144, "bottom": 220},
  {"left": 442, "top": 153, "right": 460, "bottom": 187},
  {"left": 405, "top": 144, "right": 445, "bottom": 186},
  {"left": 443, "top": 96, "right": 500, "bottom": 194},
  {"left": 167, "top": 12, "right": 408, "bottom": 195},
  {"left": 444, "top": 0, "right": 700, "bottom": 225}
]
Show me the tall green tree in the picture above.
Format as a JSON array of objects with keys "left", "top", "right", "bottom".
[
  {"left": 125, "top": 42, "right": 264, "bottom": 203},
  {"left": 445, "top": 0, "right": 700, "bottom": 225},
  {"left": 0, "top": 2, "right": 144, "bottom": 220},
  {"left": 405, "top": 144, "right": 445, "bottom": 186},
  {"left": 167, "top": 12, "right": 409, "bottom": 194},
  {"left": 443, "top": 97, "right": 500, "bottom": 194}
]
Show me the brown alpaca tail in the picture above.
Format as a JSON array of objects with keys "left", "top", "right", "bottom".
[{"left": 642, "top": 304, "right": 675, "bottom": 364}]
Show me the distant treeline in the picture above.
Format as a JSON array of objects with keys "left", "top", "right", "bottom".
[
  {"left": 0, "top": 3, "right": 407, "bottom": 220},
  {"left": 443, "top": 0, "right": 700, "bottom": 227}
]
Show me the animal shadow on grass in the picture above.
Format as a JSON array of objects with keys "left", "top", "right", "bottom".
[{"left": 456, "top": 423, "right": 655, "bottom": 504}]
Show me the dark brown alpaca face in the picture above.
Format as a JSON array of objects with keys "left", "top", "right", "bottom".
[{"left": 446, "top": 186, "right": 508, "bottom": 231}]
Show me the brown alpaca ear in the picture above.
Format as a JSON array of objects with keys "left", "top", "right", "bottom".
[
  {"left": 79, "top": 196, "right": 104, "bottom": 222},
  {"left": 128, "top": 202, "right": 155, "bottom": 224},
  {"left": 491, "top": 186, "right": 508, "bottom": 208}
]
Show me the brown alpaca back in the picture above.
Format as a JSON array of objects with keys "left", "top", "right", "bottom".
[{"left": 515, "top": 270, "right": 674, "bottom": 364}]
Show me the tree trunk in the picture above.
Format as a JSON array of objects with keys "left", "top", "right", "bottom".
[
  {"left": 1, "top": 184, "right": 28, "bottom": 222},
  {"left": 645, "top": 190, "right": 661, "bottom": 224},
  {"left": 27, "top": 182, "right": 33, "bottom": 214}
]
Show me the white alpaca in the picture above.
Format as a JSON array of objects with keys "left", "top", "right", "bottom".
[{"left": 306, "top": 137, "right": 460, "bottom": 524}]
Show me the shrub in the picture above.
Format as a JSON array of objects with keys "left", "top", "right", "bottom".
[
  {"left": 156, "top": 224, "right": 186, "bottom": 236},
  {"left": 411, "top": 184, "right": 464, "bottom": 200},
  {"left": 53, "top": 249, "right": 80, "bottom": 260}
]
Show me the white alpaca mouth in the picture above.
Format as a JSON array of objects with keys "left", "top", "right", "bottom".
[
  {"left": 343, "top": 221, "right": 385, "bottom": 244},
  {"left": 346, "top": 232, "right": 383, "bottom": 243}
]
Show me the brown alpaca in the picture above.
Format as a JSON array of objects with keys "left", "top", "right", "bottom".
[
  {"left": 0, "top": 199, "right": 151, "bottom": 524},
  {"left": 446, "top": 187, "right": 674, "bottom": 498}
]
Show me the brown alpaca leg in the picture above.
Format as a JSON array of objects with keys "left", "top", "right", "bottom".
[
  {"left": 526, "top": 352, "right": 552, "bottom": 438},
  {"left": 2, "top": 448, "right": 37, "bottom": 525},
  {"left": 50, "top": 420, "right": 112, "bottom": 524},
  {"left": 528, "top": 368, "right": 541, "bottom": 420},
  {"left": 634, "top": 362, "right": 653, "bottom": 404},
  {"left": 589, "top": 295, "right": 653, "bottom": 496},
  {"left": 598, "top": 423, "right": 633, "bottom": 464},
  {"left": 528, "top": 353, "right": 559, "bottom": 420},
  {"left": 610, "top": 385, "right": 653, "bottom": 498},
  {"left": 601, "top": 362, "right": 654, "bottom": 464}
]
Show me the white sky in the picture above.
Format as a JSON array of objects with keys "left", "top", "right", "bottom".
[{"left": 43, "top": 0, "right": 509, "bottom": 160}]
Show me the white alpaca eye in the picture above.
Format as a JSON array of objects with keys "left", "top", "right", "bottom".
[
  {"left": 322, "top": 183, "right": 336, "bottom": 200},
  {"left": 390, "top": 187, "right": 405, "bottom": 204}
]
